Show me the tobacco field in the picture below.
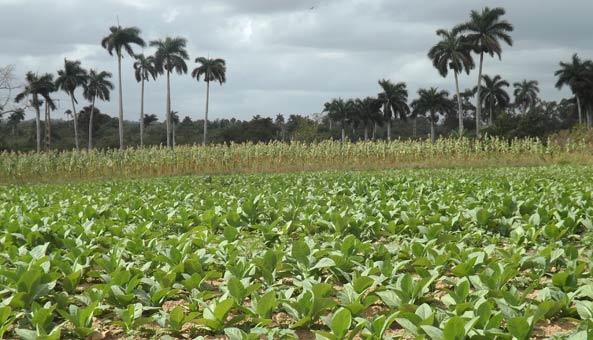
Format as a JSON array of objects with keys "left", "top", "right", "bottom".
[{"left": 1, "top": 166, "right": 593, "bottom": 339}]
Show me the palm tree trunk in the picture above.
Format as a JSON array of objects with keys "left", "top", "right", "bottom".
[
  {"left": 89, "top": 97, "right": 96, "bottom": 149},
  {"left": 172, "top": 121, "right": 176, "bottom": 147},
  {"left": 117, "top": 54, "right": 124, "bottom": 150},
  {"left": 140, "top": 77, "right": 145, "bottom": 147},
  {"left": 413, "top": 117, "right": 417, "bottom": 138},
  {"left": 70, "top": 95, "right": 80, "bottom": 151},
  {"left": 576, "top": 95, "right": 582, "bottom": 125},
  {"left": 430, "top": 119, "right": 436, "bottom": 144},
  {"left": 489, "top": 100, "right": 493, "bottom": 126},
  {"left": 364, "top": 124, "right": 369, "bottom": 141},
  {"left": 454, "top": 71, "right": 464, "bottom": 134},
  {"left": 386, "top": 119, "right": 391, "bottom": 141},
  {"left": 372, "top": 122, "right": 377, "bottom": 140},
  {"left": 45, "top": 103, "right": 51, "bottom": 151},
  {"left": 341, "top": 119, "right": 345, "bottom": 143},
  {"left": 329, "top": 119, "right": 333, "bottom": 131},
  {"left": 166, "top": 70, "right": 171, "bottom": 148},
  {"left": 203, "top": 80, "right": 210, "bottom": 145},
  {"left": 34, "top": 96, "right": 41, "bottom": 153},
  {"left": 475, "top": 52, "right": 484, "bottom": 137}
]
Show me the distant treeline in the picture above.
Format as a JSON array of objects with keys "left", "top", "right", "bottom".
[{"left": 0, "top": 96, "right": 580, "bottom": 151}]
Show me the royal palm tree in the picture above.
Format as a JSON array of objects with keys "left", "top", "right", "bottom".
[
  {"left": 192, "top": 57, "right": 227, "bottom": 145},
  {"left": 323, "top": 98, "right": 352, "bottom": 142},
  {"left": 39, "top": 73, "right": 57, "bottom": 151},
  {"left": 456, "top": 7, "right": 513, "bottom": 136},
  {"left": 354, "top": 97, "right": 382, "bottom": 141},
  {"left": 377, "top": 79, "right": 409, "bottom": 141},
  {"left": 411, "top": 87, "right": 455, "bottom": 143},
  {"left": 83, "top": 70, "right": 113, "bottom": 149},
  {"left": 474, "top": 74, "right": 510, "bottom": 125},
  {"left": 428, "top": 28, "right": 474, "bottom": 134},
  {"left": 14, "top": 72, "right": 45, "bottom": 152},
  {"left": 101, "top": 25, "right": 145, "bottom": 150},
  {"left": 151, "top": 37, "right": 189, "bottom": 148},
  {"left": 133, "top": 54, "right": 158, "bottom": 147},
  {"left": 55, "top": 59, "right": 87, "bottom": 151},
  {"left": 513, "top": 80, "right": 539, "bottom": 115},
  {"left": 555, "top": 54, "right": 593, "bottom": 125}
]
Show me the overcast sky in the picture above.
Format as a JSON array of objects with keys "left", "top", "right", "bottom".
[{"left": 1, "top": 0, "right": 592, "bottom": 121}]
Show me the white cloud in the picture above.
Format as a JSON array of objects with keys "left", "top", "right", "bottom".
[{"left": 162, "top": 8, "right": 180, "bottom": 23}]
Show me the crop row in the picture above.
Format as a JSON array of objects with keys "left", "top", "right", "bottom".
[{"left": 0, "top": 137, "right": 591, "bottom": 184}]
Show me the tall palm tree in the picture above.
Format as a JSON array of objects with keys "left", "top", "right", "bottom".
[
  {"left": 323, "top": 98, "right": 352, "bottom": 143},
  {"left": 83, "top": 70, "right": 114, "bottom": 149},
  {"left": 101, "top": 25, "right": 145, "bottom": 150},
  {"left": 474, "top": 74, "right": 510, "bottom": 125},
  {"left": 14, "top": 72, "right": 44, "bottom": 152},
  {"left": 513, "top": 80, "right": 539, "bottom": 115},
  {"left": 8, "top": 108, "right": 25, "bottom": 147},
  {"left": 354, "top": 97, "right": 382, "bottom": 141},
  {"left": 192, "top": 57, "right": 227, "bottom": 145},
  {"left": 133, "top": 54, "right": 158, "bottom": 147},
  {"left": 151, "top": 37, "right": 189, "bottom": 148},
  {"left": 411, "top": 87, "right": 455, "bottom": 143},
  {"left": 428, "top": 28, "right": 474, "bottom": 134},
  {"left": 55, "top": 59, "right": 87, "bottom": 151},
  {"left": 171, "top": 111, "right": 180, "bottom": 147},
  {"left": 38, "top": 73, "right": 57, "bottom": 151},
  {"left": 377, "top": 79, "right": 409, "bottom": 141},
  {"left": 555, "top": 54, "right": 593, "bottom": 125},
  {"left": 456, "top": 7, "right": 513, "bottom": 136}
]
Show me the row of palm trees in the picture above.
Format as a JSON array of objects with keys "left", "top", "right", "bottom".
[
  {"left": 15, "top": 25, "right": 227, "bottom": 152},
  {"left": 324, "top": 6, "right": 593, "bottom": 143},
  {"left": 428, "top": 6, "right": 513, "bottom": 136}
]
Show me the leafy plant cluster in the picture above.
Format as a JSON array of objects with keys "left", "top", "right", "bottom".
[{"left": 1, "top": 166, "right": 593, "bottom": 339}]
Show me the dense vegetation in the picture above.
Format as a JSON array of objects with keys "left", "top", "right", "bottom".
[
  {"left": 1, "top": 135, "right": 592, "bottom": 184},
  {"left": 0, "top": 167, "right": 592, "bottom": 339}
]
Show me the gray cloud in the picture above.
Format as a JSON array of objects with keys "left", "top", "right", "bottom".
[{"left": 1, "top": 0, "right": 591, "bottom": 122}]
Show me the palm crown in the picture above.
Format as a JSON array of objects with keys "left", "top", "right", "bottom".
[
  {"left": 475, "top": 75, "right": 510, "bottom": 110},
  {"left": 33, "top": 73, "right": 57, "bottom": 111},
  {"left": 428, "top": 29, "right": 474, "bottom": 77},
  {"left": 133, "top": 54, "right": 158, "bottom": 82},
  {"left": 55, "top": 59, "right": 87, "bottom": 102},
  {"left": 513, "top": 80, "right": 540, "bottom": 112},
  {"left": 455, "top": 7, "right": 514, "bottom": 58},
  {"left": 411, "top": 87, "right": 455, "bottom": 123},
  {"left": 83, "top": 70, "right": 114, "bottom": 102},
  {"left": 101, "top": 26, "right": 146, "bottom": 58},
  {"left": 192, "top": 57, "right": 227, "bottom": 84},
  {"left": 15, "top": 72, "right": 42, "bottom": 106},
  {"left": 377, "top": 79, "right": 409, "bottom": 121},
  {"left": 150, "top": 37, "right": 189, "bottom": 75},
  {"left": 555, "top": 54, "right": 593, "bottom": 94}
]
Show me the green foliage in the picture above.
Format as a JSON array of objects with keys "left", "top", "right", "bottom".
[{"left": 0, "top": 166, "right": 591, "bottom": 338}]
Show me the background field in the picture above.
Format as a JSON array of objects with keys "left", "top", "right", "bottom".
[{"left": 1, "top": 136, "right": 592, "bottom": 184}]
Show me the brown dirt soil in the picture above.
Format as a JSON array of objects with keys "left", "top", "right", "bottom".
[{"left": 532, "top": 319, "right": 579, "bottom": 339}]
